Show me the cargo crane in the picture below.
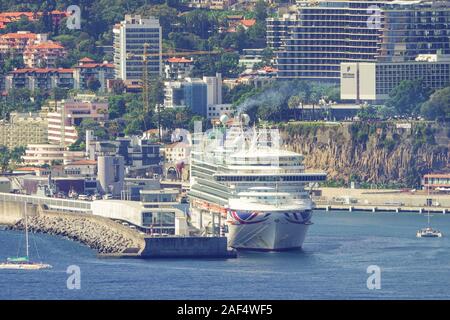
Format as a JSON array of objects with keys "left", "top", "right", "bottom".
[{"left": 127, "top": 45, "right": 222, "bottom": 142}]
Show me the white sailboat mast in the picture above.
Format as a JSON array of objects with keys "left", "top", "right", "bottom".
[{"left": 25, "top": 203, "right": 29, "bottom": 259}]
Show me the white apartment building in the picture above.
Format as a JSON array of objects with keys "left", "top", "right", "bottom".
[
  {"left": 203, "top": 73, "right": 222, "bottom": 107},
  {"left": 22, "top": 144, "right": 85, "bottom": 165},
  {"left": 113, "top": 15, "right": 162, "bottom": 81},
  {"left": 164, "top": 57, "right": 193, "bottom": 80},
  {"left": 0, "top": 112, "right": 48, "bottom": 148},
  {"left": 206, "top": 103, "right": 233, "bottom": 120}
]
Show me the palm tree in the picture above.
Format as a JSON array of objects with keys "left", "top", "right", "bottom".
[{"left": 288, "top": 95, "right": 301, "bottom": 121}]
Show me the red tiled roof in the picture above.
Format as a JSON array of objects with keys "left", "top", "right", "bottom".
[
  {"left": 67, "top": 160, "right": 97, "bottom": 166},
  {"left": 261, "top": 66, "right": 277, "bottom": 73},
  {"left": 14, "top": 166, "right": 46, "bottom": 172},
  {"left": 79, "top": 57, "right": 94, "bottom": 62},
  {"left": 27, "top": 41, "right": 64, "bottom": 50},
  {"left": 50, "top": 10, "right": 69, "bottom": 16},
  {"left": 167, "top": 57, "right": 193, "bottom": 63},
  {"left": 240, "top": 19, "right": 256, "bottom": 28},
  {"left": 76, "top": 62, "right": 114, "bottom": 69},
  {"left": 11, "top": 68, "right": 74, "bottom": 74},
  {"left": 0, "top": 32, "right": 37, "bottom": 39},
  {"left": 0, "top": 12, "right": 35, "bottom": 18}
]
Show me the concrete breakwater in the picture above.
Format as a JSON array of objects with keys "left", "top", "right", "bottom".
[{"left": 6, "top": 210, "right": 145, "bottom": 254}]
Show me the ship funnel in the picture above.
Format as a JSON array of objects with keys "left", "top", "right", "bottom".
[
  {"left": 219, "top": 114, "right": 229, "bottom": 125},
  {"left": 240, "top": 113, "right": 250, "bottom": 126}
]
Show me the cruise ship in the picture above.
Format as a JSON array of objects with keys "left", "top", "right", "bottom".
[{"left": 188, "top": 114, "right": 326, "bottom": 250}]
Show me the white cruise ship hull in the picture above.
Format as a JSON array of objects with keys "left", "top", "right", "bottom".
[{"left": 227, "top": 210, "right": 312, "bottom": 251}]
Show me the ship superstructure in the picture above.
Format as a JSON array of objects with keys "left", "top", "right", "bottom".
[{"left": 188, "top": 115, "right": 326, "bottom": 250}]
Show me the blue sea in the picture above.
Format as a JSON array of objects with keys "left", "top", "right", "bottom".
[{"left": 1, "top": 211, "right": 450, "bottom": 300}]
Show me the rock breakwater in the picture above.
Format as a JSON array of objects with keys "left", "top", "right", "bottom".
[{"left": 8, "top": 214, "right": 144, "bottom": 254}]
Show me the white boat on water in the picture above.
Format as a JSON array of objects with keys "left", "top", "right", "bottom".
[
  {"left": 416, "top": 227, "right": 442, "bottom": 238},
  {"left": 416, "top": 199, "right": 443, "bottom": 238},
  {"left": 188, "top": 114, "right": 326, "bottom": 250},
  {"left": 0, "top": 203, "right": 52, "bottom": 270}
]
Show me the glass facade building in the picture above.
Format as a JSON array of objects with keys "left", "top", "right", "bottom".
[
  {"left": 271, "top": 0, "right": 450, "bottom": 82},
  {"left": 183, "top": 81, "right": 208, "bottom": 116}
]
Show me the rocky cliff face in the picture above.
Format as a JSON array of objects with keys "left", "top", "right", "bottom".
[{"left": 281, "top": 122, "right": 450, "bottom": 186}]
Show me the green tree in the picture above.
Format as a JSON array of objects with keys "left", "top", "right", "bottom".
[
  {"left": 0, "top": 146, "right": 10, "bottom": 173},
  {"left": 386, "top": 80, "right": 431, "bottom": 116},
  {"left": 420, "top": 86, "right": 450, "bottom": 121},
  {"left": 254, "top": 0, "right": 268, "bottom": 21},
  {"left": 87, "top": 77, "right": 102, "bottom": 92}
]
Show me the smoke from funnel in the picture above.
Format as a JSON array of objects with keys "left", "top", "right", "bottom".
[{"left": 235, "top": 81, "right": 302, "bottom": 115}]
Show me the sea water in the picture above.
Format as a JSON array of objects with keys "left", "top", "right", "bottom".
[{"left": 1, "top": 211, "right": 449, "bottom": 300}]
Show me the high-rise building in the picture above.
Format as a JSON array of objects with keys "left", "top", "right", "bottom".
[
  {"left": 113, "top": 15, "right": 162, "bottom": 81},
  {"left": 266, "top": 13, "right": 298, "bottom": 51},
  {"left": 272, "top": 0, "right": 450, "bottom": 82}
]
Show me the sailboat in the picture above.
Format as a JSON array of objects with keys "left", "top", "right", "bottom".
[
  {"left": 0, "top": 203, "right": 52, "bottom": 270},
  {"left": 416, "top": 193, "right": 443, "bottom": 238}
]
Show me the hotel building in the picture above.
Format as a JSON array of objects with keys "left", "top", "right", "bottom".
[
  {"left": 113, "top": 15, "right": 162, "bottom": 81},
  {"left": 341, "top": 53, "right": 450, "bottom": 102},
  {"left": 272, "top": 0, "right": 450, "bottom": 82}
]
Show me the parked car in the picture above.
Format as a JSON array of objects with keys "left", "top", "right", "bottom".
[
  {"left": 103, "top": 193, "right": 113, "bottom": 200},
  {"left": 78, "top": 194, "right": 91, "bottom": 201},
  {"left": 92, "top": 194, "right": 102, "bottom": 200}
]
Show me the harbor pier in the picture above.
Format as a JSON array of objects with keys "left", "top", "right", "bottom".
[{"left": 0, "top": 192, "right": 236, "bottom": 259}]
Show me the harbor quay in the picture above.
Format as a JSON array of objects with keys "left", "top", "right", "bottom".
[
  {"left": 314, "top": 187, "right": 450, "bottom": 214},
  {"left": 0, "top": 192, "right": 236, "bottom": 259}
]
